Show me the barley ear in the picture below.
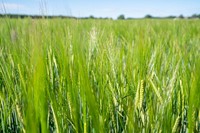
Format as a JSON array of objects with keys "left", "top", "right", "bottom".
[
  {"left": 139, "top": 80, "right": 144, "bottom": 109},
  {"left": 16, "top": 104, "right": 26, "bottom": 133},
  {"left": 134, "top": 81, "right": 140, "bottom": 108},
  {"left": 172, "top": 115, "right": 180, "bottom": 133},
  {"left": 149, "top": 78, "right": 163, "bottom": 103}
]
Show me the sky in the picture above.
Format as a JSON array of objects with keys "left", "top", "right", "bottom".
[{"left": 0, "top": 0, "right": 200, "bottom": 19}]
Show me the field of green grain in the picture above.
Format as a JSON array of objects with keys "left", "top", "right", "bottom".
[{"left": 0, "top": 18, "right": 199, "bottom": 132}]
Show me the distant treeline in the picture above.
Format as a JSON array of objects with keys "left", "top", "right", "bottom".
[
  {"left": 122, "top": 14, "right": 200, "bottom": 20},
  {"left": 0, "top": 14, "right": 77, "bottom": 19},
  {"left": 0, "top": 13, "right": 200, "bottom": 19},
  {"left": 0, "top": 14, "right": 113, "bottom": 19}
]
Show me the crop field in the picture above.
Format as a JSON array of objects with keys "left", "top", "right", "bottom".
[{"left": 0, "top": 18, "right": 200, "bottom": 132}]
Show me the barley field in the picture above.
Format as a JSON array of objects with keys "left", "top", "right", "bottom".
[{"left": 0, "top": 18, "right": 199, "bottom": 132}]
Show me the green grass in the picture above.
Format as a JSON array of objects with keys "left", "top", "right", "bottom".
[{"left": 0, "top": 18, "right": 200, "bottom": 133}]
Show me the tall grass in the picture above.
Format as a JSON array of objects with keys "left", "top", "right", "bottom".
[{"left": 0, "top": 18, "right": 199, "bottom": 132}]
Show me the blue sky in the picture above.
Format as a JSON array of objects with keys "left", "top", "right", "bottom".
[{"left": 0, "top": 0, "right": 200, "bottom": 18}]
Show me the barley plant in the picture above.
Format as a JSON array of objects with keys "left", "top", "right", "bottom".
[{"left": 0, "top": 18, "right": 200, "bottom": 133}]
